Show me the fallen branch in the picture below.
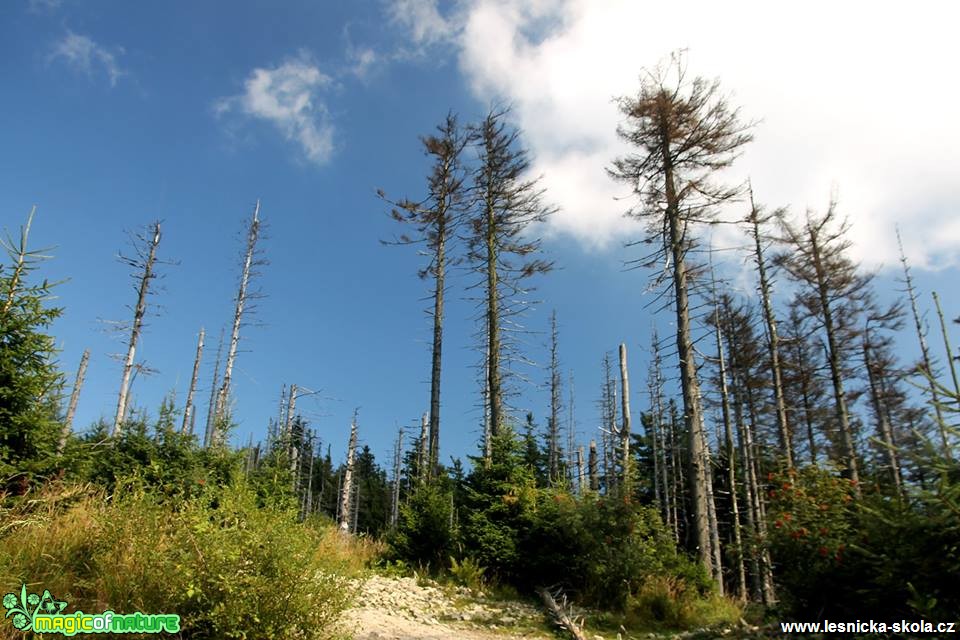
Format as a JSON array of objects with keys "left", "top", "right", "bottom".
[{"left": 537, "top": 586, "right": 588, "bottom": 640}]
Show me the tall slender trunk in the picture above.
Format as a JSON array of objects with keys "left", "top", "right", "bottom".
[
  {"left": 213, "top": 201, "right": 261, "bottom": 442},
  {"left": 619, "top": 343, "right": 632, "bottom": 495},
  {"left": 748, "top": 194, "right": 793, "bottom": 468},
  {"left": 302, "top": 430, "right": 316, "bottom": 519},
  {"left": 665, "top": 173, "right": 716, "bottom": 586},
  {"left": 898, "top": 233, "right": 947, "bottom": 451},
  {"left": 716, "top": 317, "right": 746, "bottom": 600},
  {"left": 391, "top": 427, "right": 403, "bottom": 527},
  {"left": 807, "top": 217, "right": 860, "bottom": 492},
  {"left": 339, "top": 411, "right": 359, "bottom": 534},
  {"left": 428, "top": 213, "right": 447, "bottom": 475},
  {"left": 60, "top": 349, "right": 89, "bottom": 453},
  {"left": 576, "top": 445, "right": 585, "bottom": 495},
  {"left": 113, "top": 222, "right": 161, "bottom": 437},
  {"left": 863, "top": 334, "right": 903, "bottom": 496},
  {"left": 182, "top": 328, "right": 205, "bottom": 434},
  {"left": 548, "top": 311, "right": 562, "bottom": 484},
  {"left": 482, "top": 330, "right": 492, "bottom": 464},
  {"left": 933, "top": 291, "right": 960, "bottom": 403},
  {"left": 588, "top": 439, "right": 599, "bottom": 491},
  {"left": 418, "top": 412, "right": 429, "bottom": 483},
  {"left": 484, "top": 189, "right": 503, "bottom": 440},
  {"left": 203, "top": 328, "right": 224, "bottom": 448}
]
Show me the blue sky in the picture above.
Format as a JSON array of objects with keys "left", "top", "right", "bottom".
[{"left": 2, "top": 0, "right": 958, "bottom": 469}]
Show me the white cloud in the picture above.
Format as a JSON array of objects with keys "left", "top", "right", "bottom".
[
  {"left": 387, "top": 0, "right": 458, "bottom": 45},
  {"left": 28, "top": 0, "right": 62, "bottom": 13},
  {"left": 347, "top": 45, "right": 379, "bottom": 80},
  {"left": 391, "top": 0, "right": 960, "bottom": 271},
  {"left": 215, "top": 55, "right": 335, "bottom": 165},
  {"left": 49, "top": 31, "right": 126, "bottom": 87}
]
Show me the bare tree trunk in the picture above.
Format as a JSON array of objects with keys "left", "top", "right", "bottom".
[
  {"left": 715, "top": 317, "right": 746, "bottom": 600},
  {"left": 391, "top": 427, "right": 403, "bottom": 527},
  {"left": 668, "top": 213, "right": 715, "bottom": 585},
  {"left": 933, "top": 291, "right": 960, "bottom": 403},
  {"left": 485, "top": 197, "right": 504, "bottom": 440},
  {"left": 588, "top": 439, "right": 599, "bottom": 491},
  {"left": 213, "top": 200, "right": 261, "bottom": 443},
  {"left": 567, "top": 373, "right": 577, "bottom": 486},
  {"left": 59, "top": 349, "right": 89, "bottom": 453},
  {"left": 748, "top": 192, "right": 793, "bottom": 468},
  {"left": 863, "top": 334, "right": 903, "bottom": 497},
  {"left": 428, "top": 216, "right": 447, "bottom": 478},
  {"left": 548, "top": 311, "right": 562, "bottom": 484},
  {"left": 112, "top": 222, "right": 161, "bottom": 437},
  {"left": 285, "top": 384, "right": 299, "bottom": 487},
  {"left": 418, "top": 412, "right": 429, "bottom": 483},
  {"left": 619, "top": 343, "right": 632, "bottom": 495},
  {"left": 351, "top": 476, "right": 361, "bottom": 534},
  {"left": 482, "top": 325, "right": 492, "bottom": 465},
  {"left": 203, "top": 328, "right": 224, "bottom": 448},
  {"left": 182, "top": 328, "right": 204, "bottom": 434},
  {"left": 576, "top": 445, "right": 585, "bottom": 495},
  {"left": 898, "top": 232, "right": 947, "bottom": 451},
  {"left": 806, "top": 215, "right": 860, "bottom": 492},
  {"left": 302, "top": 430, "right": 316, "bottom": 519},
  {"left": 339, "top": 410, "right": 359, "bottom": 534}
]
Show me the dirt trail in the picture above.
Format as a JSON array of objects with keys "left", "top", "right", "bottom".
[{"left": 341, "top": 574, "right": 555, "bottom": 640}]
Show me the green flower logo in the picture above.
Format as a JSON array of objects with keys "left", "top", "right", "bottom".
[
  {"left": 11, "top": 613, "right": 28, "bottom": 630},
  {"left": 3, "top": 584, "right": 67, "bottom": 633}
]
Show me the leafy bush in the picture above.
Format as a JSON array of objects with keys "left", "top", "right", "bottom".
[
  {"left": 0, "top": 480, "right": 369, "bottom": 639},
  {"left": 767, "top": 461, "right": 960, "bottom": 620}
]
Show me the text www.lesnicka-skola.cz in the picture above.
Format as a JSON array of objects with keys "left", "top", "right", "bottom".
[{"left": 781, "top": 620, "right": 956, "bottom": 634}]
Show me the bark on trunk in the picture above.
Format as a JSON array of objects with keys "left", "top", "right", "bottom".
[
  {"left": 60, "top": 349, "right": 89, "bottom": 453},
  {"left": 807, "top": 217, "right": 860, "bottom": 492},
  {"left": 618, "top": 343, "right": 632, "bottom": 495},
  {"left": 182, "top": 328, "right": 204, "bottom": 435},
  {"left": 112, "top": 222, "right": 161, "bottom": 437},
  {"left": 898, "top": 233, "right": 948, "bottom": 452},
  {"left": 339, "top": 412, "right": 359, "bottom": 534},
  {"left": 749, "top": 197, "right": 793, "bottom": 468},
  {"left": 203, "top": 328, "right": 224, "bottom": 448},
  {"left": 213, "top": 200, "right": 261, "bottom": 443}
]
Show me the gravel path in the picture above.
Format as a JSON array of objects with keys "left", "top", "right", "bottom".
[{"left": 341, "top": 575, "right": 554, "bottom": 640}]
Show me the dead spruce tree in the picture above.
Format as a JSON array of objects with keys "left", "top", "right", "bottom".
[
  {"left": 776, "top": 202, "right": 900, "bottom": 493},
  {"left": 897, "top": 231, "right": 949, "bottom": 453},
  {"left": 181, "top": 328, "right": 204, "bottom": 435},
  {"left": 467, "top": 108, "right": 554, "bottom": 454},
  {"left": 203, "top": 328, "right": 225, "bottom": 448},
  {"left": 746, "top": 190, "right": 793, "bottom": 468},
  {"left": 212, "top": 201, "right": 264, "bottom": 445},
  {"left": 339, "top": 409, "right": 359, "bottom": 534},
  {"left": 59, "top": 349, "right": 90, "bottom": 453},
  {"left": 608, "top": 56, "right": 751, "bottom": 589},
  {"left": 112, "top": 222, "right": 164, "bottom": 437},
  {"left": 547, "top": 310, "right": 563, "bottom": 484},
  {"left": 382, "top": 114, "right": 468, "bottom": 476},
  {"left": 619, "top": 343, "right": 633, "bottom": 493}
]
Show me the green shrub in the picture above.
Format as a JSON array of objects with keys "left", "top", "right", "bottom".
[
  {"left": 448, "top": 556, "right": 486, "bottom": 592},
  {"left": 767, "top": 462, "right": 960, "bottom": 620},
  {"left": 387, "top": 482, "right": 455, "bottom": 570},
  {"left": 520, "top": 492, "right": 709, "bottom": 610},
  {"left": 0, "top": 481, "right": 367, "bottom": 639}
]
